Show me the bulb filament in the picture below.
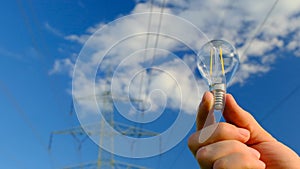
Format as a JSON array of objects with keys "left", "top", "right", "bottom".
[
  {"left": 219, "top": 47, "right": 225, "bottom": 75},
  {"left": 209, "top": 47, "right": 225, "bottom": 76}
]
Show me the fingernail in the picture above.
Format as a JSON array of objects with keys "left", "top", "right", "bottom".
[
  {"left": 248, "top": 147, "right": 261, "bottom": 158},
  {"left": 258, "top": 160, "right": 266, "bottom": 168},
  {"left": 200, "top": 92, "right": 209, "bottom": 104},
  {"left": 203, "top": 91, "right": 210, "bottom": 98},
  {"left": 238, "top": 128, "right": 250, "bottom": 138},
  {"left": 199, "top": 92, "right": 214, "bottom": 111}
]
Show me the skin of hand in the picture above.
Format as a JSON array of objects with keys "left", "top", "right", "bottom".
[{"left": 188, "top": 92, "right": 300, "bottom": 169}]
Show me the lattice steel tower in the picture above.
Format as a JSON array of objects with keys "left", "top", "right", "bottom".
[{"left": 49, "top": 75, "right": 157, "bottom": 169}]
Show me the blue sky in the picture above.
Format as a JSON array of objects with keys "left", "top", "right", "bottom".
[{"left": 0, "top": 0, "right": 300, "bottom": 169}]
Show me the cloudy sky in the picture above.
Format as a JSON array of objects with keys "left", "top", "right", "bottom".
[{"left": 1, "top": 0, "right": 300, "bottom": 168}]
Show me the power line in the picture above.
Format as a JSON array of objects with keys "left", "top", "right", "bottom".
[
  {"left": 150, "top": 0, "right": 167, "bottom": 63},
  {"left": 0, "top": 148, "right": 28, "bottom": 169},
  {"left": 134, "top": 0, "right": 167, "bottom": 147},
  {"left": 0, "top": 81, "right": 48, "bottom": 150},
  {"left": 0, "top": 81, "right": 56, "bottom": 168},
  {"left": 168, "top": 144, "right": 187, "bottom": 169},
  {"left": 149, "top": 1, "right": 166, "bottom": 168},
  {"left": 16, "top": 0, "right": 75, "bottom": 127},
  {"left": 137, "top": 0, "right": 155, "bottom": 111},
  {"left": 260, "top": 84, "right": 300, "bottom": 122},
  {"left": 140, "top": 0, "right": 167, "bottom": 112},
  {"left": 240, "top": 0, "right": 279, "bottom": 59},
  {"left": 136, "top": 0, "right": 167, "bottom": 111}
]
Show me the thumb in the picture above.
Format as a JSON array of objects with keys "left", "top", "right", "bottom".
[{"left": 223, "top": 94, "right": 275, "bottom": 144}]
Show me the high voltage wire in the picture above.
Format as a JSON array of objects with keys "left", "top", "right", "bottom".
[
  {"left": 0, "top": 81, "right": 56, "bottom": 169},
  {"left": 137, "top": 0, "right": 167, "bottom": 111},
  {"left": 0, "top": 150, "right": 28, "bottom": 169},
  {"left": 215, "top": 0, "right": 299, "bottom": 125},
  {"left": 15, "top": 1, "right": 70, "bottom": 168},
  {"left": 136, "top": 1, "right": 166, "bottom": 168},
  {"left": 168, "top": 145, "right": 187, "bottom": 169},
  {"left": 260, "top": 84, "right": 300, "bottom": 123},
  {"left": 0, "top": 81, "right": 47, "bottom": 150},
  {"left": 151, "top": 0, "right": 166, "bottom": 168},
  {"left": 137, "top": 0, "right": 155, "bottom": 111},
  {"left": 16, "top": 0, "right": 75, "bottom": 127},
  {"left": 136, "top": 0, "right": 166, "bottom": 129},
  {"left": 240, "top": 0, "right": 279, "bottom": 59}
]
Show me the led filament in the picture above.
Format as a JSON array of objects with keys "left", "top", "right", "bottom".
[{"left": 210, "top": 47, "right": 225, "bottom": 76}]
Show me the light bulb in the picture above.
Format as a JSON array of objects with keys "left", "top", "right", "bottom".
[{"left": 197, "top": 39, "right": 239, "bottom": 111}]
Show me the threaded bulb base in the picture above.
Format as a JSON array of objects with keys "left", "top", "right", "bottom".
[{"left": 210, "top": 83, "right": 226, "bottom": 110}]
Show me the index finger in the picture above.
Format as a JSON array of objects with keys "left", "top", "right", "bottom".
[{"left": 196, "top": 91, "right": 214, "bottom": 130}]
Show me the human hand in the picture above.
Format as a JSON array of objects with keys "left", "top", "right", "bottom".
[{"left": 188, "top": 92, "right": 300, "bottom": 169}]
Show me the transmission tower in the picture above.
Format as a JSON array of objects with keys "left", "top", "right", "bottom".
[
  {"left": 48, "top": 122, "right": 156, "bottom": 169},
  {"left": 49, "top": 75, "right": 157, "bottom": 169}
]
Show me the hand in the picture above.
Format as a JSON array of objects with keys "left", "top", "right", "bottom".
[{"left": 188, "top": 92, "right": 300, "bottom": 169}]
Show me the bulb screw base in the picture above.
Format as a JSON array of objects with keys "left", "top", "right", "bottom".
[{"left": 210, "top": 83, "right": 226, "bottom": 110}]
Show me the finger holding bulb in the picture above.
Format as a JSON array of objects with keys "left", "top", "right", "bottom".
[{"left": 195, "top": 140, "right": 266, "bottom": 169}]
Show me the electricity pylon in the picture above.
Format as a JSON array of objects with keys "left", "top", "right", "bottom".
[
  {"left": 48, "top": 121, "right": 156, "bottom": 169},
  {"left": 49, "top": 78, "right": 157, "bottom": 169}
]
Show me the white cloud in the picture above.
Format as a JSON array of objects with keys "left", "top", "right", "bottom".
[
  {"left": 44, "top": 22, "right": 65, "bottom": 37},
  {"left": 65, "top": 34, "right": 89, "bottom": 44},
  {"left": 48, "top": 58, "right": 74, "bottom": 76},
  {"left": 233, "top": 63, "right": 270, "bottom": 85},
  {"left": 51, "top": 0, "right": 300, "bottom": 117},
  {"left": 287, "top": 41, "right": 297, "bottom": 51}
]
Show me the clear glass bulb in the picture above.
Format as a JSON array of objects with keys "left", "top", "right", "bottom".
[{"left": 197, "top": 39, "right": 239, "bottom": 111}]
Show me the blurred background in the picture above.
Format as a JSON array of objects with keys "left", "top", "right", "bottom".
[{"left": 0, "top": 0, "right": 299, "bottom": 169}]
